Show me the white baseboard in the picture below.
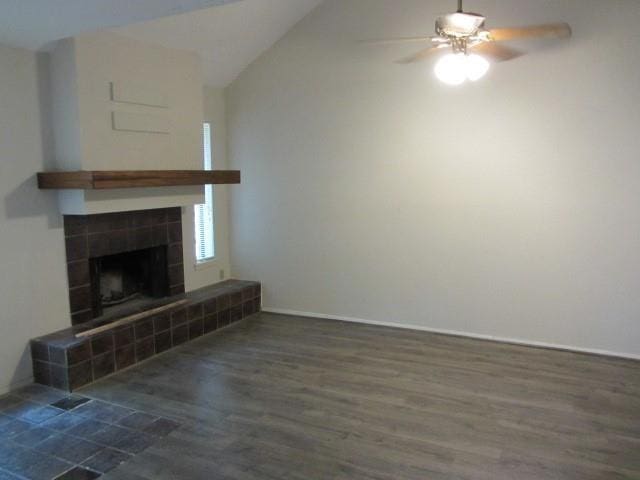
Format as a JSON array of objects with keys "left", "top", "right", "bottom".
[{"left": 262, "top": 307, "right": 640, "bottom": 361}]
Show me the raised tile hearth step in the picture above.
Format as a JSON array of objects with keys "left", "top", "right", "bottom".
[{"left": 30, "top": 280, "right": 261, "bottom": 392}]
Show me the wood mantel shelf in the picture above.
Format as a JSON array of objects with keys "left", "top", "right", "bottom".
[{"left": 37, "top": 170, "right": 241, "bottom": 190}]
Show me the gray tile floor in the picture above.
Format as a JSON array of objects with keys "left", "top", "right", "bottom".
[{"left": 0, "top": 385, "right": 180, "bottom": 480}]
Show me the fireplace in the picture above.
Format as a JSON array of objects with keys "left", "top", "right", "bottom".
[
  {"left": 32, "top": 206, "right": 262, "bottom": 392},
  {"left": 89, "top": 246, "right": 169, "bottom": 318},
  {"left": 63, "top": 208, "right": 185, "bottom": 325}
]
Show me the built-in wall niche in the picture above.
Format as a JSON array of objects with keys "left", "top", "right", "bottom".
[
  {"left": 110, "top": 81, "right": 168, "bottom": 109},
  {"left": 111, "top": 111, "right": 170, "bottom": 134},
  {"left": 110, "top": 81, "right": 171, "bottom": 135}
]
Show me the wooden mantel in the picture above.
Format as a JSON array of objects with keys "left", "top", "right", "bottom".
[{"left": 37, "top": 170, "right": 240, "bottom": 190}]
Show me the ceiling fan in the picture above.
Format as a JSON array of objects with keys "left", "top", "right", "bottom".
[{"left": 366, "top": 0, "right": 571, "bottom": 85}]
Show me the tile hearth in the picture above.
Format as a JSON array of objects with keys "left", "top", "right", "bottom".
[
  {"left": 31, "top": 280, "right": 261, "bottom": 392},
  {"left": 0, "top": 384, "right": 180, "bottom": 479}
]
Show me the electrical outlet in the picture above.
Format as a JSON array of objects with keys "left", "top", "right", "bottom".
[{"left": 219, "top": 269, "right": 225, "bottom": 280}]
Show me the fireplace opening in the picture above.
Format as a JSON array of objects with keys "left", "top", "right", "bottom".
[{"left": 89, "top": 246, "right": 169, "bottom": 319}]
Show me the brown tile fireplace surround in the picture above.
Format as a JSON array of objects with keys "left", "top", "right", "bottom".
[
  {"left": 64, "top": 207, "right": 185, "bottom": 325},
  {"left": 30, "top": 207, "right": 261, "bottom": 391}
]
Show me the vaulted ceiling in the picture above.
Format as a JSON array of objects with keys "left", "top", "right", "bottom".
[
  {"left": 0, "top": 0, "right": 243, "bottom": 50},
  {"left": 111, "top": 0, "right": 324, "bottom": 87},
  {"left": 0, "top": 0, "right": 323, "bottom": 88}
]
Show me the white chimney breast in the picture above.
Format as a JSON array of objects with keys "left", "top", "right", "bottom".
[{"left": 49, "top": 31, "right": 205, "bottom": 214}]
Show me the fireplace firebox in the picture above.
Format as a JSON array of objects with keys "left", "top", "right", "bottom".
[{"left": 89, "top": 246, "right": 169, "bottom": 318}]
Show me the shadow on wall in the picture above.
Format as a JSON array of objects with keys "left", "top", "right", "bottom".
[
  {"left": 4, "top": 175, "right": 61, "bottom": 228},
  {"left": 3, "top": 53, "right": 61, "bottom": 229},
  {"left": 8, "top": 345, "right": 35, "bottom": 392}
]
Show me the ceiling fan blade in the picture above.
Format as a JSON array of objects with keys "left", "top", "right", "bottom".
[
  {"left": 489, "top": 23, "right": 572, "bottom": 42},
  {"left": 470, "top": 42, "right": 522, "bottom": 62},
  {"left": 395, "top": 45, "right": 447, "bottom": 64},
  {"left": 361, "top": 36, "right": 436, "bottom": 46}
]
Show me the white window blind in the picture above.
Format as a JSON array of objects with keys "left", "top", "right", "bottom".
[{"left": 194, "top": 123, "right": 215, "bottom": 262}]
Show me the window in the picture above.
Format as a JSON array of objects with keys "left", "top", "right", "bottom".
[{"left": 194, "top": 123, "right": 215, "bottom": 262}]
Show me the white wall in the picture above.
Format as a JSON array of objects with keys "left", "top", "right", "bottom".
[
  {"left": 227, "top": 0, "right": 640, "bottom": 358},
  {"left": 0, "top": 44, "right": 70, "bottom": 394},
  {"left": 183, "top": 87, "right": 232, "bottom": 291}
]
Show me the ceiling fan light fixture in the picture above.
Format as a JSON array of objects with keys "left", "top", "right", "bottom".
[
  {"left": 434, "top": 53, "right": 467, "bottom": 85},
  {"left": 465, "top": 54, "right": 490, "bottom": 81},
  {"left": 434, "top": 53, "right": 489, "bottom": 85},
  {"left": 436, "top": 13, "right": 486, "bottom": 37}
]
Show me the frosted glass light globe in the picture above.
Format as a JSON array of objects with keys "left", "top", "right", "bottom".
[
  {"left": 434, "top": 53, "right": 467, "bottom": 86},
  {"left": 465, "top": 54, "right": 490, "bottom": 81},
  {"left": 434, "top": 53, "right": 490, "bottom": 85}
]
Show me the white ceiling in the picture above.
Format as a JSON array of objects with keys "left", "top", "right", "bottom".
[
  {"left": 0, "top": 0, "right": 243, "bottom": 50},
  {"left": 111, "top": 0, "right": 324, "bottom": 87},
  {"left": 0, "top": 0, "right": 322, "bottom": 87}
]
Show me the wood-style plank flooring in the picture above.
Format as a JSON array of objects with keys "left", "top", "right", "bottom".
[{"left": 80, "top": 313, "right": 640, "bottom": 480}]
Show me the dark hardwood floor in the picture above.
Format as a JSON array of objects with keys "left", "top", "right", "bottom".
[{"left": 79, "top": 312, "right": 640, "bottom": 480}]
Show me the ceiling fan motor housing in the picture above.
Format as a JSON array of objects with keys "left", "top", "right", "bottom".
[{"left": 436, "top": 12, "right": 486, "bottom": 38}]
